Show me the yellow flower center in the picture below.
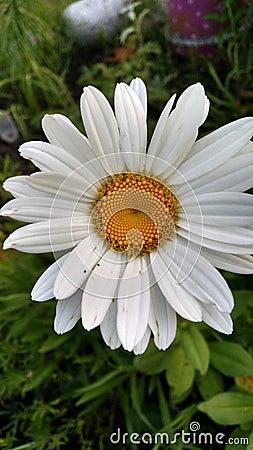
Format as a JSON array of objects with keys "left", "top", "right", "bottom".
[{"left": 93, "top": 173, "right": 178, "bottom": 257}]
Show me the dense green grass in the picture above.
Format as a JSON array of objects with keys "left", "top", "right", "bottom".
[{"left": 0, "top": 0, "right": 253, "bottom": 448}]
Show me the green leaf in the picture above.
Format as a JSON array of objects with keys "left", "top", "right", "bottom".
[
  {"left": 157, "top": 379, "right": 172, "bottom": 426},
  {"left": 134, "top": 341, "right": 170, "bottom": 375},
  {"left": 198, "top": 392, "right": 253, "bottom": 425},
  {"left": 130, "top": 373, "right": 155, "bottom": 431},
  {"left": 75, "top": 370, "right": 130, "bottom": 405},
  {"left": 181, "top": 327, "right": 210, "bottom": 375},
  {"left": 210, "top": 342, "right": 253, "bottom": 376},
  {"left": 166, "top": 345, "right": 195, "bottom": 398},
  {"left": 225, "top": 427, "right": 250, "bottom": 450},
  {"left": 197, "top": 367, "right": 224, "bottom": 400},
  {"left": 233, "top": 290, "right": 253, "bottom": 318},
  {"left": 0, "top": 293, "right": 29, "bottom": 313},
  {"left": 11, "top": 444, "right": 38, "bottom": 450},
  {"left": 23, "top": 362, "right": 56, "bottom": 392},
  {"left": 247, "top": 430, "right": 253, "bottom": 450},
  {"left": 39, "top": 333, "right": 70, "bottom": 353}
]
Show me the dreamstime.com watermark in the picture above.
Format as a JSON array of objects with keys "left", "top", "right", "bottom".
[{"left": 110, "top": 421, "right": 249, "bottom": 446}]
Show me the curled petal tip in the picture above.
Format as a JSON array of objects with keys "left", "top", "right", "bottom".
[{"left": 2, "top": 237, "right": 11, "bottom": 250}]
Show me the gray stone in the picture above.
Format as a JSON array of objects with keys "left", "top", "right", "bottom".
[
  {"left": 63, "top": 0, "right": 129, "bottom": 45},
  {"left": 0, "top": 110, "right": 19, "bottom": 144}
]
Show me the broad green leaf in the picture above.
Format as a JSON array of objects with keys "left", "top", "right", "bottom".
[
  {"left": 197, "top": 367, "right": 224, "bottom": 400},
  {"left": 198, "top": 392, "right": 253, "bottom": 425},
  {"left": 181, "top": 327, "right": 210, "bottom": 375},
  {"left": 134, "top": 341, "right": 170, "bottom": 375},
  {"left": 210, "top": 342, "right": 253, "bottom": 377},
  {"left": 166, "top": 345, "right": 195, "bottom": 398}
]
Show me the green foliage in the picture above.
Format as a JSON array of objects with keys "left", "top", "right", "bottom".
[
  {"left": 196, "top": 367, "right": 224, "bottom": 400},
  {"left": 181, "top": 326, "right": 210, "bottom": 375},
  {"left": 205, "top": 0, "right": 253, "bottom": 123},
  {"left": 0, "top": 0, "right": 76, "bottom": 138},
  {"left": 210, "top": 0, "right": 253, "bottom": 89},
  {"left": 198, "top": 392, "right": 253, "bottom": 425},
  {"left": 0, "top": 239, "right": 244, "bottom": 448},
  {"left": 0, "top": 155, "right": 21, "bottom": 204},
  {"left": 1, "top": 248, "right": 252, "bottom": 449},
  {"left": 134, "top": 341, "right": 172, "bottom": 375},
  {"left": 0, "top": 0, "right": 253, "bottom": 448},
  {"left": 209, "top": 342, "right": 253, "bottom": 377},
  {"left": 166, "top": 345, "right": 195, "bottom": 400},
  {"left": 78, "top": 40, "right": 177, "bottom": 113}
]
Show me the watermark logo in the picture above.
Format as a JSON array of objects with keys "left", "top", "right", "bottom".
[{"left": 110, "top": 421, "right": 249, "bottom": 446}]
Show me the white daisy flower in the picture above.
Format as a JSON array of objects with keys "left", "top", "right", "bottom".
[{"left": 1, "top": 78, "right": 253, "bottom": 354}]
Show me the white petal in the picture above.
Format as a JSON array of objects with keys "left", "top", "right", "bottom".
[
  {"left": 19, "top": 141, "right": 90, "bottom": 177},
  {"left": 3, "top": 216, "right": 87, "bottom": 253},
  {"left": 181, "top": 192, "right": 253, "bottom": 226},
  {"left": 42, "top": 113, "right": 95, "bottom": 162},
  {"left": 81, "top": 250, "right": 125, "bottom": 330},
  {"left": 89, "top": 151, "right": 128, "bottom": 176},
  {"left": 180, "top": 151, "right": 253, "bottom": 196},
  {"left": 149, "top": 285, "right": 177, "bottom": 350},
  {"left": 144, "top": 93, "right": 176, "bottom": 174},
  {"left": 130, "top": 77, "right": 147, "bottom": 116},
  {"left": 178, "top": 226, "right": 253, "bottom": 254},
  {"left": 31, "top": 254, "right": 68, "bottom": 301},
  {"left": 200, "top": 96, "right": 210, "bottom": 125},
  {"left": 179, "top": 220, "right": 253, "bottom": 246},
  {"left": 27, "top": 172, "right": 96, "bottom": 202},
  {"left": 133, "top": 327, "right": 151, "bottom": 355},
  {"left": 172, "top": 117, "right": 253, "bottom": 183},
  {"left": 189, "top": 117, "right": 253, "bottom": 158},
  {"left": 237, "top": 139, "right": 253, "bottom": 156},
  {"left": 115, "top": 82, "right": 147, "bottom": 172},
  {"left": 82, "top": 295, "right": 112, "bottom": 331},
  {"left": 42, "top": 114, "right": 107, "bottom": 178},
  {"left": 100, "top": 301, "right": 121, "bottom": 350},
  {"left": 80, "top": 86, "right": 120, "bottom": 173},
  {"left": 151, "top": 250, "right": 202, "bottom": 321},
  {"left": 200, "top": 248, "right": 253, "bottom": 274},
  {"left": 84, "top": 249, "right": 125, "bottom": 299},
  {"left": 201, "top": 303, "right": 233, "bottom": 334},
  {"left": 0, "top": 196, "right": 87, "bottom": 222},
  {"left": 54, "top": 291, "right": 82, "bottom": 334},
  {"left": 3, "top": 175, "right": 50, "bottom": 198},
  {"left": 117, "top": 257, "right": 151, "bottom": 351},
  {"left": 149, "top": 83, "right": 208, "bottom": 177},
  {"left": 158, "top": 237, "right": 234, "bottom": 312},
  {"left": 54, "top": 234, "right": 107, "bottom": 299},
  {"left": 147, "top": 93, "right": 176, "bottom": 157}
]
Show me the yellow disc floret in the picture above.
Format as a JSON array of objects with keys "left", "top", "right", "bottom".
[{"left": 93, "top": 173, "right": 178, "bottom": 256}]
